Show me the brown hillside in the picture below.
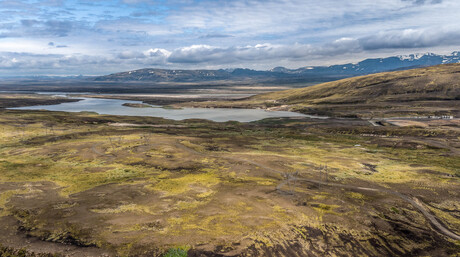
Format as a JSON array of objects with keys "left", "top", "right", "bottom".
[
  {"left": 254, "top": 64, "right": 460, "bottom": 105},
  {"left": 181, "top": 64, "right": 460, "bottom": 118}
]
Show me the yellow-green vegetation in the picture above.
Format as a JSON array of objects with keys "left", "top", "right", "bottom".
[
  {"left": 426, "top": 205, "right": 460, "bottom": 234},
  {"left": 0, "top": 189, "right": 29, "bottom": 216},
  {"left": 0, "top": 108, "right": 458, "bottom": 256},
  {"left": 91, "top": 204, "right": 156, "bottom": 215},
  {"left": 163, "top": 246, "right": 189, "bottom": 257},
  {"left": 147, "top": 172, "right": 220, "bottom": 196},
  {"left": 0, "top": 155, "right": 148, "bottom": 196},
  {"left": 347, "top": 192, "right": 365, "bottom": 200},
  {"left": 311, "top": 203, "right": 340, "bottom": 217}
]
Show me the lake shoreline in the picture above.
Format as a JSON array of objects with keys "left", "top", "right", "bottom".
[{"left": 8, "top": 95, "right": 313, "bottom": 122}]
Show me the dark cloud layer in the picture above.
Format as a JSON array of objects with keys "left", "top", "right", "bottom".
[
  {"left": 0, "top": 0, "right": 459, "bottom": 75},
  {"left": 359, "top": 29, "right": 460, "bottom": 50},
  {"left": 2, "top": 26, "right": 458, "bottom": 75},
  {"left": 402, "top": 0, "right": 442, "bottom": 5}
]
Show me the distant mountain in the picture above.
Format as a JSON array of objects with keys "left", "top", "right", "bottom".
[
  {"left": 94, "top": 52, "right": 460, "bottom": 82},
  {"left": 288, "top": 52, "right": 460, "bottom": 76},
  {"left": 94, "top": 67, "right": 297, "bottom": 82},
  {"left": 94, "top": 68, "right": 231, "bottom": 82},
  {"left": 199, "top": 63, "right": 460, "bottom": 118}
]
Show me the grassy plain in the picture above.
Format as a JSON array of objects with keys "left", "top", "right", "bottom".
[{"left": 0, "top": 99, "right": 459, "bottom": 256}]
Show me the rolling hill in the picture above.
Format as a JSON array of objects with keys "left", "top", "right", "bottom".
[
  {"left": 254, "top": 63, "right": 460, "bottom": 104},
  {"left": 186, "top": 64, "right": 460, "bottom": 118}
]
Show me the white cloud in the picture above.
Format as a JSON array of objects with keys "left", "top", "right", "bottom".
[
  {"left": 144, "top": 48, "right": 171, "bottom": 57},
  {"left": 359, "top": 28, "right": 460, "bottom": 50},
  {"left": 1, "top": 0, "right": 460, "bottom": 74}
]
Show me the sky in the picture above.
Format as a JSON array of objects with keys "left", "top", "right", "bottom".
[{"left": 0, "top": 0, "right": 459, "bottom": 76}]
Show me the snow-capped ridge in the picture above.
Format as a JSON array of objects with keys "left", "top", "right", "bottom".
[{"left": 398, "top": 53, "right": 432, "bottom": 61}]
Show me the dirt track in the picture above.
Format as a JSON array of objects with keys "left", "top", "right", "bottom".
[
  {"left": 295, "top": 177, "right": 460, "bottom": 241},
  {"left": 177, "top": 141, "right": 460, "bottom": 241}
]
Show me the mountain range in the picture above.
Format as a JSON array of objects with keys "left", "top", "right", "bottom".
[
  {"left": 184, "top": 63, "right": 460, "bottom": 118},
  {"left": 94, "top": 52, "right": 460, "bottom": 82}
]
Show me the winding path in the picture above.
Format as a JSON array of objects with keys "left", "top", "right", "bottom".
[
  {"left": 295, "top": 177, "right": 460, "bottom": 241},
  {"left": 176, "top": 141, "right": 460, "bottom": 241}
]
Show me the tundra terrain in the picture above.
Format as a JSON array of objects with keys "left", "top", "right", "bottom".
[{"left": 0, "top": 65, "right": 459, "bottom": 256}]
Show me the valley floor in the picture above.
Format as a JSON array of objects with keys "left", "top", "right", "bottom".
[{"left": 0, "top": 95, "right": 459, "bottom": 256}]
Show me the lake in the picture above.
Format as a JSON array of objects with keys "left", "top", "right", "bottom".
[{"left": 10, "top": 97, "right": 326, "bottom": 122}]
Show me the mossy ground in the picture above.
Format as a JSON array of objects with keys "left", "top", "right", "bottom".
[{"left": 0, "top": 109, "right": 458, "bottom": 256}]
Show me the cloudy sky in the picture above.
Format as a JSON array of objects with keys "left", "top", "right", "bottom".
[{"left": 0, "top": 0, "right": 459, "bottom": 76}]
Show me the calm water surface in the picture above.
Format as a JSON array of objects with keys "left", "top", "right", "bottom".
[{"left": 11, "top": 97, "right": 325, "bottom": 122}]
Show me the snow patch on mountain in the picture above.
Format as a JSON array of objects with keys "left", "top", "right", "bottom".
[{"left": 398, "top": 53, "right": 429, "bottom": 61}]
